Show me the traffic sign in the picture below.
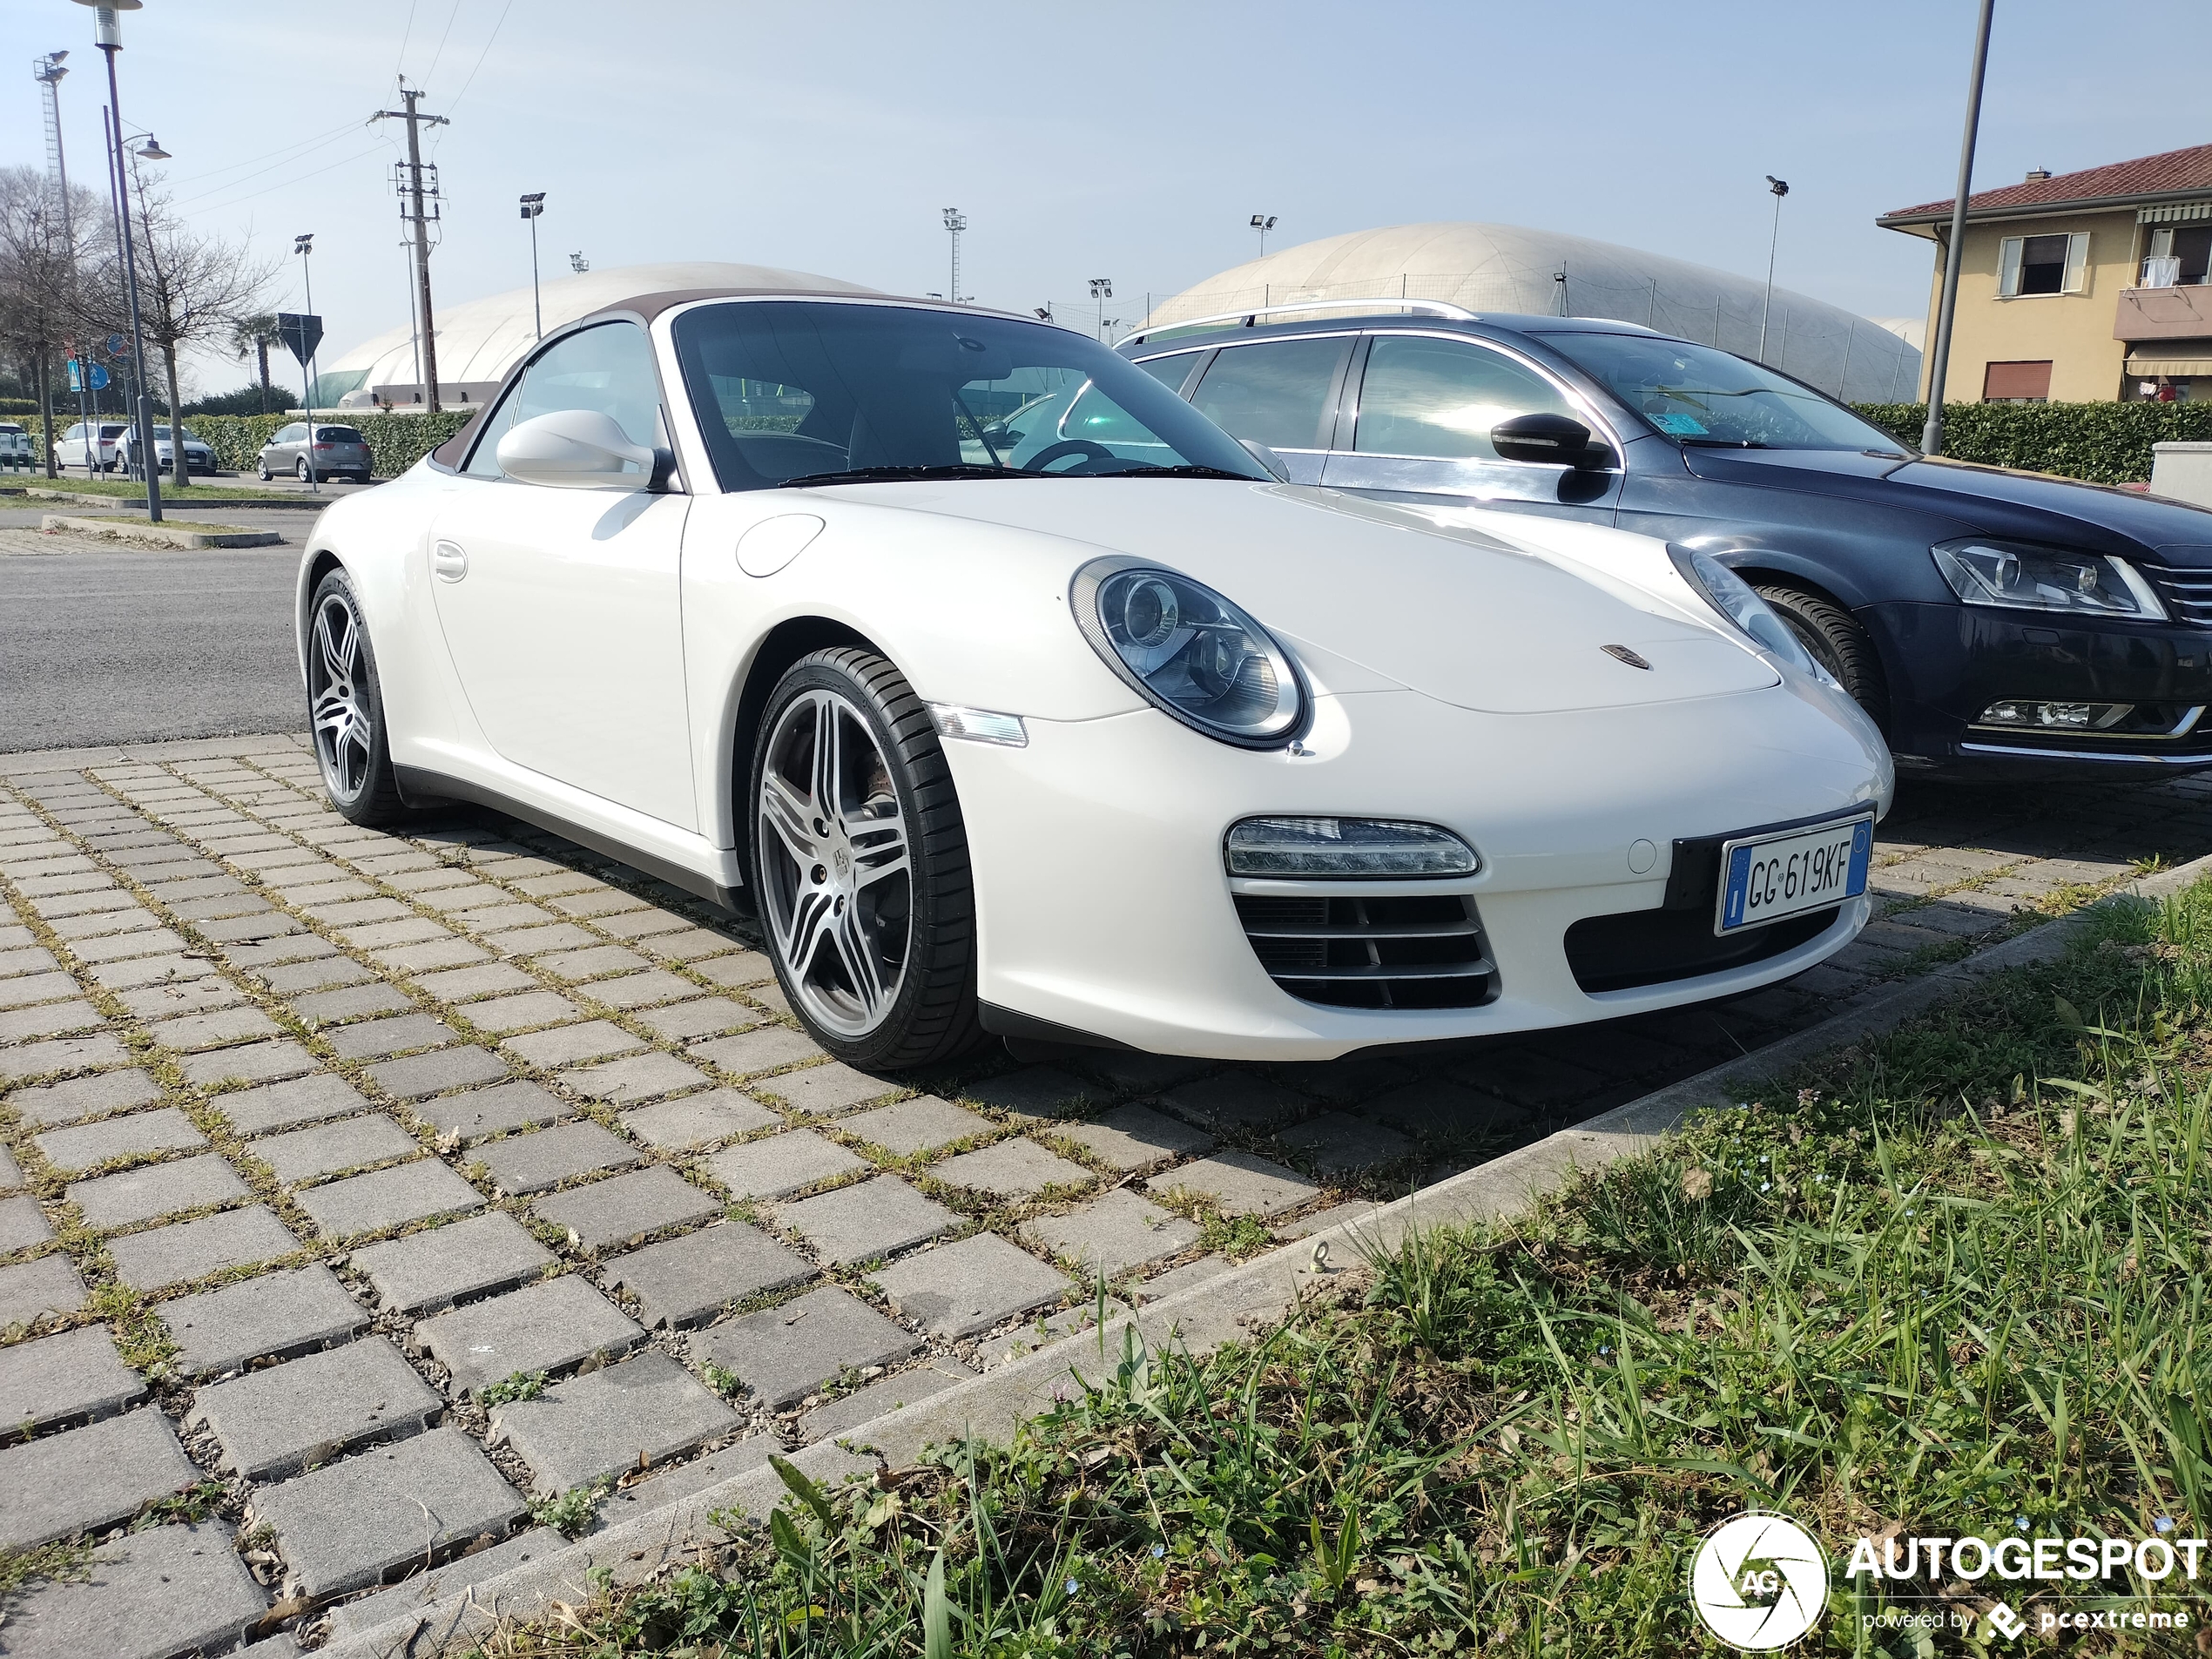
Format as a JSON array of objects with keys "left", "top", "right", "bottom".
[
  {"left": 276, "top": 313, "right": 323, "bottom": 367},
  {"left": 105, "top": 334, "right": 126, "bottom": 356},
  {"left": 66, "top": 361, "right": 110, "bottom": 392}
]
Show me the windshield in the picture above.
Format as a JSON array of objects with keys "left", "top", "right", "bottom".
[
  {"left": 671, "top": 301, "right": 1266, "bottom": 489},
  {"left": 1531, "top": 332, "right": 1905, "bottom": 452}
]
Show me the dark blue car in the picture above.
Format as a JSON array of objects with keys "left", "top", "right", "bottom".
[{"left": 1117, "top": 300, "right": 2212, "bottom": 779}]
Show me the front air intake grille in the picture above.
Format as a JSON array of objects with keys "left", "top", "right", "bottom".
[
  {"left": 2148, "top": 566, "right": 2212, "bottom": 627},
  {"left": 1564, "top": 905, "right": 1838, "bottom": 994},
  {"left": 1233, "top": 892, "right": 1496, "bottom": 1009}
]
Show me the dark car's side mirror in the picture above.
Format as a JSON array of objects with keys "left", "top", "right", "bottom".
[{"left": 1492, "top": 412, "right": 1601, "bottom": 468}]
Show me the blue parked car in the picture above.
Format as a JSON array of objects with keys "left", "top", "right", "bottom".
[{"left": 1118, "top": 300, "right": 2212, "bottom": 779}]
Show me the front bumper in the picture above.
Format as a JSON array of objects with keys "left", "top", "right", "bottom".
[
  {"left": 1871, "top": 601, "right": 2212, "bottom": 776},
  {"left": 945, "top": 683, "right": 1888, "bottom": 1060}
]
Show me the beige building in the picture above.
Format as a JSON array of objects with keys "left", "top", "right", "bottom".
[{"left": 1878, "top": 143, "right": 2212, "bottom": 404}]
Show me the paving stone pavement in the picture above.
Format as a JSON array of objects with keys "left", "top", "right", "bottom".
[{"left": 2, "top": 732, "right": 2209, "bottom": 1651}]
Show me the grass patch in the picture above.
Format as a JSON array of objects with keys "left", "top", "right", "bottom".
[
  {"left": 531, "top": 1480, "right": 615, "bottom": 1540},
  {"left": 471, "top": 881, "right": 2212, "bottom": 1656},
  {"left": 480, "top": 1370, "right": 550, "bottom": 1407},
  {"left": 0, "top": 1540, "right": 94, "bottom": 1602}
]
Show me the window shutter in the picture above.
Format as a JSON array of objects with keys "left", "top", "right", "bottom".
[
  {"left": 2062, "top": 232, "right": 2090, "bottom": 293},
  {"left": 1998, "top": 236, "right": 2024, "bottom": 296}
]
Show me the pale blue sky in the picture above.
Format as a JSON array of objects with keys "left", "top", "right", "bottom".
[{"left": 7, "top": 0, "right": 2209, "bottom": 395}]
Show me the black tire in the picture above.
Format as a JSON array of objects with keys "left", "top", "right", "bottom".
[
  {"left": 306, "top": 569, "right": 410, "bottom": 826},
  {"left": 748, "top": 648, "right": 983, "bottom": 1069},
  {"left": 296, "top": 458, "right": 310, "bottom": 482},
  {"left": 1755, "top": 582, "right": 1891, "bottom": 732},
  {"left": 257, "top": 459, "right": 271, "bottom": 481}
]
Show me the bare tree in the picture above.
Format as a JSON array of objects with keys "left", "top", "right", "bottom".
[
  {"left": 82, "top": 158, "right": 278, "bottom": 490},
  {"left": 0, "top": 165, "right": 100, "bottom": 479}
]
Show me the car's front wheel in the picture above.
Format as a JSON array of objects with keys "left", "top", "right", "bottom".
[
  {"left": 257, "top": 458, "right": 271, "bottom": 481},
  {"left": 307, "top": 569, "right": 409, "bottom": 826},
  {"left": 750, "top": 648, "right": 982, "bottom": 1069},
  {"left": 1755, "top": 582, "right": 1891, "bottom": 732}
]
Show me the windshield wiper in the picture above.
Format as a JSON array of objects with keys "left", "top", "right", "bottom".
[
  {"left": 1676, "top": 437, "right": 1771, "bottom": 448},
  {"left": 1088, "top": 464, "right": 1263, "bottom": 481},
  {"left": 776, "top": 464, "right": 1032, "bottom": 488}
]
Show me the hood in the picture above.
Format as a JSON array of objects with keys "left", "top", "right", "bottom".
[
  {"left": 1681, "top": 445, "right": 2212, "bottom": 561},
  {"left": 826, "top": 477, "right": 1777, "bottom": 714}
]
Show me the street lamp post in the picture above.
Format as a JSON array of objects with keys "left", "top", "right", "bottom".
[
  {"left": 1250, "top": 214, "right": 1276, "bottom": 257},
  {"left": 942, "top": 208, "right": 967, "bottom": 305},
  {"left": 76, "top": 0, "right": 161, "bottom": 521},
  {"left": 519, "top": 193, "right": 544, "bottom": 340},
  {"left": 1922, "top": 0, "right": 1996, "bottom": 458},
  {"left": 1089, "top": 277, "right": 1113, "bottom": 342},
  {"left": 1758, "top": 175, "right": 1790, "bottom": 363},
  {"left": 294, "top": 233, "right": 318, "bottom": 494}
]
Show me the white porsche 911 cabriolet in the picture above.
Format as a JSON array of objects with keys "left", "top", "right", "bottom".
[{"left": 297, "top": 282, "right": 1891, "bottom": 1068}]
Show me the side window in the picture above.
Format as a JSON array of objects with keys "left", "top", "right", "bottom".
[
  {"left": 466, "top": 320, "right": 662, "bottom": 478},
  {"left": 1132, "top": 350, "right": 1203, "bottom": 393},
  {"left": 1190, "top": 338, "right": 1350, "bottom": 451},
  {"left": 1352, "top": 335, "right": 1577, "bottom": 461}
]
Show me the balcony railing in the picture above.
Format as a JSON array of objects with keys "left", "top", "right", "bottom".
[{"left": 2115, "top": 283, "right": 2212, "bottom": 343}]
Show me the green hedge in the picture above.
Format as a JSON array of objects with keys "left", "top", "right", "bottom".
[
  {"left": 0, "top": 409, "right": 471, "bottom": 480},
  {"left": 1851, "top": 401, "right": 2212, "bottom": 485}
]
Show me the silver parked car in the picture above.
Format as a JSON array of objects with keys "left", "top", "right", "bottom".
[
  {"left": 116, "top": 422, "right": 218, "bottom": 477},
  {"left": 52, "top": 420, "right": 130, "bottom": 472},
  {"left": 257, "top": 422, "right": 373, "bottom": 483}
]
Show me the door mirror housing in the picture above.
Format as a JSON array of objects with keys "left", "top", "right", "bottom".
[
  {"left": 1491, "top": 412, "right": 1601, "bottom": 468},
  {"left": 496, "top": 408, "right": 663, "bottom": 489}
]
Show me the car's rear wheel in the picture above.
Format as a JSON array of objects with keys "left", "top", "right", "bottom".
[
  {"left": 307, "top": 569, "right": 409, "bottom": 826},
  {"left": 1755, "top": 582, "right": 1891, "bottom": 732},
  {"left": 750, "top": 648, "right": 982, "bottom": 1069},
  {"left": 295, "top": 458, "right": 310, "bottom": 482}
]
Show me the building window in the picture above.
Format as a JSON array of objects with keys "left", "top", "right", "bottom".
[
  {"left": 2142, "top": 226, "right": 2212, "bottom": 288},
  {"left": 1984, "top": 361, "right": 2053, "bottom": 402},
  {"left": 1997, "top": 232, "right": 2087, "bottom": 296}
]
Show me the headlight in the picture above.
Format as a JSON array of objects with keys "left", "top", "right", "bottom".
[
  {"left": 1666, "top": 545, "right": 1820, "bottom": 677},
  {"left": 1224, "top": 817, "right": 1478, "bottom": 877},
  {"left": 1070, "top": 557, "right": 1305, "bottom": 746},
  {"left": 1931, "top": 538, "right": 2167, "bottom": 620}
]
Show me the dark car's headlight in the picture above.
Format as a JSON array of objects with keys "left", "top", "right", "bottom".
[
  {"left": 1070, "top": 556, "right": 1305, "bottom": 746},
  {"left": 1931, "top": 537, "right": 2167, "bottom": 620},
  {"left": 1667, "top": 545, "right": 1822, "bottom": 678}
]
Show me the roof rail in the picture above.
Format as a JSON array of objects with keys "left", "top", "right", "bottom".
[{"left": 1117, "top": 297, "right": 1480, "bottom": 348}]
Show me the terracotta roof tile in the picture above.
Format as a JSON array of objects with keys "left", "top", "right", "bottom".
[{"left": 1881, "top": 143, "right": 2212, "bottom": 222}]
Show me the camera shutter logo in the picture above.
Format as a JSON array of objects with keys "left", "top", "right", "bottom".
[{"left": 1689, "top": 1512, "right": 1830, "bottom": 1649}]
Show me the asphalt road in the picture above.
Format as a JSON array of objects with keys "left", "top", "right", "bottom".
[{"left": 0, "top": 509, "right": 314, "bottom": 752}]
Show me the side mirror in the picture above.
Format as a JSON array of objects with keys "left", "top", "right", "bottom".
[
  {"left": 496, "top": 408, "right": 658, "bottom": 489},
  {"left": 1238, "top": 436, "right": 1291, "bottom": 482},
  {"left": 1491, "top": 412, "right": 1600, "bottom": 469}
]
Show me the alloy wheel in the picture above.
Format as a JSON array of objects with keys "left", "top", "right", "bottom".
[
  {"left": 308, "top": 592, "right": 374, "bottom": 803},
  {"left": 756, "top": 689, "right": 913, "bottom": 1037}
]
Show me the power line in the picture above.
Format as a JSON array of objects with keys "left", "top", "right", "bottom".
[
  {"left": 172, "top": 145, "right": 388, "bottom": 214},
  {"left": 443, "top": 0, "right": 515, "bottom": 115},
  {"left": 421, "top": 0, "right": 465, "bottom": 90},
  {"left": 394, "top": 0, "right": 419, "bottom": 78},
  {"left": 165, "top": 124, "right": 365, "bottom": 196}
]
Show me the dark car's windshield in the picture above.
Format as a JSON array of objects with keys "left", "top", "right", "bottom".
[
  {"left": 671, "top": 301, "right": 1267, "bottom": 490},
  {"left": 1532, "top": 332, "right": 1905, "bottom": 453}
]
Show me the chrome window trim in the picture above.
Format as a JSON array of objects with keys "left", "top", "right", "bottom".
[
  {"left": 1345, "top": 327, "right": 1628, "bottom": 471},
  {"left": 1118, "top": 297, "right": 1480, "bottom": 347}
]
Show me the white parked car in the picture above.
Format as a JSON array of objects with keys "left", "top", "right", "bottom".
[
  {"left": 296, "top": 285, "right": 1891, "bottom": 1068},
  {"left": 53, "top": 420, "right": 130, "bottom": 472}
]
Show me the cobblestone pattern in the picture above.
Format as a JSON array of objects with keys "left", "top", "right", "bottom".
[{"left": 2, "top": 732, "right": 2208, "bottom": 1651}]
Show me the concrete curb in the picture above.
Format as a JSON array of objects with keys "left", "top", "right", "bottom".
[
  {"left": 37, "top": 513, "right": 283, "bottom": 549},
  {"left": 321, "top": 856, "right": 2212, "bottom": 1658},
  {"left": 17, "top": 488, "right": 352, "bottom": 509}
]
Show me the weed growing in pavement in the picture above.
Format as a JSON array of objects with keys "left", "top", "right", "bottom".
[
  {"left": 0, "top": 1540, "right": 94, "bottom": 1604},
  {"left": 467, "top": 879, "right": 2212, "bottom": 1657},
  {"left": 702, "top": 1362, "right": 743, "bottom": 1400},
  {"left": 479, "top": 1370, "right": 549, "bottom": 1407},
  {"left": 530, "top": 1479, "right": 614, "bottom": 1539},
  {"left": 1195, "top": 1209, "right": 1275, "bottom": 1261}
]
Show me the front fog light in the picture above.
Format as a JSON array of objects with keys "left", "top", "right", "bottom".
[
  {"left": 1975, "top": 699, "right": 2134, "bottom": 731},
  {"left": 1224, "top": 817, "right": 1478, "bottom": 878}
]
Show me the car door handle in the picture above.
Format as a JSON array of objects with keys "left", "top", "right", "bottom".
[{"left": 432, "top": 540, "right": 469, "bottom": 583}]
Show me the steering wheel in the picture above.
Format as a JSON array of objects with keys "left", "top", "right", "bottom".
[{"left": 1023, "top": 438, "right": 1115, "bottom": 473}]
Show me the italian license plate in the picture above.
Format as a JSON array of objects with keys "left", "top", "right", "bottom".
[{"left": 1716, "top": 815, "right": 1873, "bottom": 935}]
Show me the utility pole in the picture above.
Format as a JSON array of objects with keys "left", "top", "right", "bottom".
[
  {"left": 374, "top": 81, "right": 448, "bottom": 412},
  {"left": 942, "top": 208, "right": 967, "bottom": 305},
  {"left": 35, "top": 52, "right": 93, "bottom": 468},
  {"left": 1922, "top": 0, "right": 1995, "bottom": 458}
]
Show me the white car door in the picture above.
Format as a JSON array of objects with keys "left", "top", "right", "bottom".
[{"left": 428, "top": 320, "right": 699, "bottom": 831}]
